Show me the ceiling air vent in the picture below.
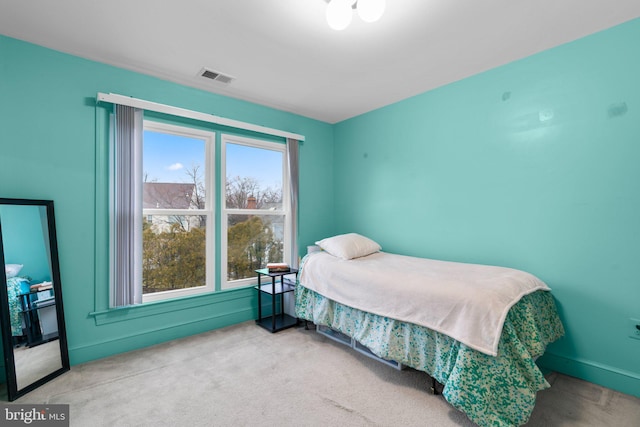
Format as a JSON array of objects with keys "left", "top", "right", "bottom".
[{"left": 198, "top": 67, "right": 235, "bottom": 84}]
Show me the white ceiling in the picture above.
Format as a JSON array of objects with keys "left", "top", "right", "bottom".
[{"left": 1, "top": 0, "right": 640, "bottom": 123}]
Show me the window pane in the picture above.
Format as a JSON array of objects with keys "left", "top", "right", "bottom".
[
  {"left": 143, "top": 215, "right": 207, "bottom": 294},
  {"left": 227, "top": 214, "right": 284, "bottom": 282},
  {"left": 225, "top": 143, "right": 282, "bottom": 210},
  {"left": 143, "top": 130, "right": 206, "bottom": 209}
]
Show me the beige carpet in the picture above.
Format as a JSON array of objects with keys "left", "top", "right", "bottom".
[{"left": 12, "top": 321, "right": 640, "bottom": 426}]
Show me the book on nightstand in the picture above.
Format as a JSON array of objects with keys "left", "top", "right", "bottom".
[
  {"left": 30, "top": 281, "right": 53, "bottom": 292},
  {"left": 266, "top": 263, "right": 290, "bottom": 273}
]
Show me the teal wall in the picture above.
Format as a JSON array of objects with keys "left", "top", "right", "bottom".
[
  {"left": 0, "top": 205, "right": 51, "bottom": 283},
  {"left": 333, "top": 18, "right": 640, "bottom": 396},
  {"left": 0, "top": 35, "right": 335, "bottom": 365}
]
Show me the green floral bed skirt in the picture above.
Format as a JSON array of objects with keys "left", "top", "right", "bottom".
[
  {"left": 7, "top": 277, "right": 28, "bottom": 336},
  {"left": 295, "top": 284, "right": 564, "bottom": 427}
]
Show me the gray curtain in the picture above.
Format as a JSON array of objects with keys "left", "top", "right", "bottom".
[
  {"left": 111, "top": 104, "right": 143, "bottom": 307},
  {"left": 287, "top": 138, "right": 299, "bottom": 268}
]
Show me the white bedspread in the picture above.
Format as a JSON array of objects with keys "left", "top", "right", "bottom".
[{"left": 299, "top": 251, "right": 550, "bottom": 356}]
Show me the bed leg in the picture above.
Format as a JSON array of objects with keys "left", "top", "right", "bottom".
[
  {"left": 430, "top": 377, "right": 441, "bottom": 395},
  {"left": 304, "top": 320, "right": 309, "bottom": 330}
]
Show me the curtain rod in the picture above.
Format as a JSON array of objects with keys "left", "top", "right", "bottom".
[{"left": 96, "top": 92, "right": 305, "bottom": 141}]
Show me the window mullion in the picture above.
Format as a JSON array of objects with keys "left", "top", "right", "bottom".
[{"left": 143, "top": 209, "right": 208, "bottom": 216}]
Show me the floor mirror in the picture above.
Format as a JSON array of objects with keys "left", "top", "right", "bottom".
[{"left": 0, "top": 198, "right": 69, "bottom": 401}]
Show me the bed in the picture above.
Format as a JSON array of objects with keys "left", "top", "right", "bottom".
[
  {"left": 5, "top": 263, "right": 29, "bottom": 337},
  {"left": 295, "top": 233, "right": 565, "bottom": 427}
]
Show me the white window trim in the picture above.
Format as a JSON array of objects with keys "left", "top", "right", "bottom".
[
  {"left": 221, "top": 134, "right": 291, "bottom": 290},
  {"left": 142, "top": 121, "right": 216, "bottom": 303}
]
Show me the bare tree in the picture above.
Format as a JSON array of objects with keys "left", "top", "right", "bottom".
[
  {"left": 225, "top": 176, "right": 281, "bottom": 207},
  {"left": 184, "top": 164, "right": 206, "bottom": 209}
]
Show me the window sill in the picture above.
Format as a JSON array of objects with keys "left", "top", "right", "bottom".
[{"left": 89, "top": 286, "right": 255, "bottom": 326}]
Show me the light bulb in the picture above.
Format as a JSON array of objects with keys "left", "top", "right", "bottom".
[
  {"left": 326, "top": 0, "right": 353, "bottom": 31},
  {"left": 357, "top": 0, "right": 385, "bottom": 23}
]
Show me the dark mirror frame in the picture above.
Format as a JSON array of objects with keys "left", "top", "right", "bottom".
[{"left": 0, "top": 198, "right": 70, "bottom": 401}]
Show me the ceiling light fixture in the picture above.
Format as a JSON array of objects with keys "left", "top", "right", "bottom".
[{"left": 326, "top": 0, "right": 386, "bottom": 31}]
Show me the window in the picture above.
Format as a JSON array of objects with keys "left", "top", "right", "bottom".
[
  {"left": 222, "top": 135, "right": 290, "bottom": 289},
  {"left": 141, "top": 122, "right": 215, "bottom": 302},
  {"left": 102, "top": 97, "right": 301, "bottom": 312},
  {"left": 110, "top": 113, "right": 292, "bottom": 305}
]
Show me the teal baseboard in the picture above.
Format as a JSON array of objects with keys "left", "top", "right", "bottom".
[
  {"left": 538, "top": 352, "right": 640, "bottom": 398},
  {"left": 69, "top": 308, "right": 255, "bottom": 365}
]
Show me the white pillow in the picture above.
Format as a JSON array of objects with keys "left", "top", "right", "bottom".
[
  {"left": 5, "top": 264, "right": 23, "bottom": 278},
  {"left": 315, "top": 233, "right": 381, "bottom": 260}
]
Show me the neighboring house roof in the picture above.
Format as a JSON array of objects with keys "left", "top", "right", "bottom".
[{"left": 143, "top": 182, "right": 197, "bottom": 209}]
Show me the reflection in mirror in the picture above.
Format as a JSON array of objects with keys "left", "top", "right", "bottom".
[{"left": 0, "top": 198, "right": 69, "bottom": 401}]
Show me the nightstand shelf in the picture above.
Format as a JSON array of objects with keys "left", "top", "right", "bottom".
[
  {"left": 256, "top": 281, "right": 295, "bottom": 294},
  {"left": 255, "top": 268, "right": 299, "bottom": 333},
  {"left": 256, "top": 313, "right": 298, "bottom": 332}
]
